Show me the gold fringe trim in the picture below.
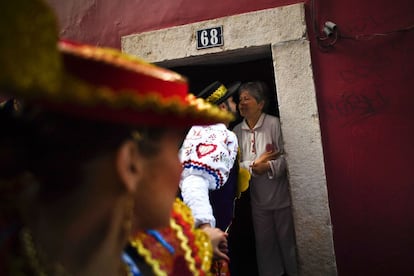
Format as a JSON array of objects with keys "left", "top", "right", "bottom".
[
  {"left": 11, "top": 73, "right": 234, "bottom": 124},
  {"left": 58, "top": 42, "right": 186, "bottom": 83},
  {"left": 170, "top": 219, "right": 198, "bottom": 275},
  {"left": 130, "top": 238, "right": 166, "bottom": 276}
]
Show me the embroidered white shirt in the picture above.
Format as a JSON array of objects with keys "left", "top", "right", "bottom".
[{"left": 179, "top": 123, "right": 238, "bottom": 227}]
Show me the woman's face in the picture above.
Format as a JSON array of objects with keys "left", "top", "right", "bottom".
[
  {"left": 133, "top": 129, "right": 186, "bottom": 230},
  {"left": 238, "top": 90, "right": 263, "bottom": 119}
]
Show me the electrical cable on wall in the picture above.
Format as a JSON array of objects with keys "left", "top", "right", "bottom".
[
  {"left": 310, "top": 0, "right": 414, "bottom": 51},
  {"left": 340, "top": 24, "right": 414, "bottom": 41}
]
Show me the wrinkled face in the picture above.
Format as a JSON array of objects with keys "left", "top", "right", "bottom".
[
  {"left": 133, "top": 129, "right": 186, "bottom": 230},
  {"left": 238, "top": 90, "right": 264, "bottom": 119}
]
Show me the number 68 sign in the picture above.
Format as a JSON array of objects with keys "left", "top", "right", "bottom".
[{"left": 196, "top": 26, "right": 223, "bottom": 49}]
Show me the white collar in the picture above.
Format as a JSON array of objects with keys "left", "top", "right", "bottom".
[{"left": 241, "top": 113, "right": 265, "bottom": 130}]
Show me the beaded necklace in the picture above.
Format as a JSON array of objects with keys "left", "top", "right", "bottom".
[
  {"left": 20, "top": 227, "right": 70, "bottom": 276},
  {"left": 20, "top": 227, "right": 133, "bottom": 276}
]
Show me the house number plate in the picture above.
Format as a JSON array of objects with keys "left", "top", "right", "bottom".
[{"left": 196, "top": 26, "right": 223, "bottom": 49}]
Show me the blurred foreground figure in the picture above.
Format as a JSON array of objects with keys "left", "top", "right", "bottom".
[{"left": 0, "top": 0, "right": 233, "bottom": 275}]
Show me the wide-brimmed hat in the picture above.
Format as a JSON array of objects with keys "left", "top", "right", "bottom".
[
  {"left": 197, "top": 81, "right": 241, "bottom": 105},
  {"left": 0, "top": 0, "right": 233, "bottom": 128},
  {"left": 52, "top": 40, "right": 234, "bottom": 127}
]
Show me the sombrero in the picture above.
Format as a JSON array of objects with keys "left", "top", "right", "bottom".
[
  {"left": 0, "top": 0, "right": 233, "bottom": 128},
  {"left": 197, "top": 81, "right": 241, "bottom": 105}
]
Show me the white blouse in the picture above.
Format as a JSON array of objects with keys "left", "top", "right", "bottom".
[{"left": 233, "top": 113, "right": 291, "bottom": 210}]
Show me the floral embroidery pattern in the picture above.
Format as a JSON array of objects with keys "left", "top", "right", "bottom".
[{"left": 180, "top": 124, "right": 238, "bottom": 190}]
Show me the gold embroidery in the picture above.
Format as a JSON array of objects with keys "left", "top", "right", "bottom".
[{"left": 206, "top": 85, "right": 227, "bottom": 103}]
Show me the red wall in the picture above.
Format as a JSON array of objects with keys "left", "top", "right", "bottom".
[
  {"left": 46, "top": 0, "right": 297, "bottom": 48},
  {"left": 310, "top": 1, "right": 414, "bottom": 274},
  {"left": 46, "top": 0, "right": 414, "bottom": 274}
]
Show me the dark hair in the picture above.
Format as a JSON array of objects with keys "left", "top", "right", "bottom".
[
  {"left": 238, "top": 81, "right": 270, "bottom": 111},
  {"left": 0, "top": 102, "right": 172, "bottom": 273}
]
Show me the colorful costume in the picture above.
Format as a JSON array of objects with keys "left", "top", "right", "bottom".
[
  {"left": 125, "top": 122, "right": 251, "bottom": 275},
  {"left": 127, "top": 198, "right": 213, "bottom": 276}
]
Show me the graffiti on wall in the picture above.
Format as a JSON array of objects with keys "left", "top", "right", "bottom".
[{"left": 326, "top": 88, "right": 387, "bottom": 126}]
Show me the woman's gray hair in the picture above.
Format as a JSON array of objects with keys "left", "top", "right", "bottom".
[{"left": 238, "top": 81, "right": 269, "bottom": 110}]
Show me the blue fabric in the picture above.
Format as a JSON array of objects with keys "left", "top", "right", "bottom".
[
  {"left": 122, "top": 251, "right": 141, "bottom": 276},
  {"left": 147, "top": 229, "right": 175, "bottom": 254}
]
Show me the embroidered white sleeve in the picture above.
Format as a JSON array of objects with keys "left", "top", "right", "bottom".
[
  {"left": 180, "top": 175, "right": 216, "bottom": 228},
  {"left": 179, "top": 124, "right": 238, "bottom": 190}
]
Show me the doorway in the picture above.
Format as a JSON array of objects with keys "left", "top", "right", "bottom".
[
  {"left": 171, "top": 58, "right": 278, "bottom": 123},
  {"left": 169, "top": 55, "right": 280, "bottom": 276},
  {"left": 158, "top": 45, "right": 280, "bottom": 127}
]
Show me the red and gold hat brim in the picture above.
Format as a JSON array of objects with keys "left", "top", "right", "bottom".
[
  {"left": 53, "top": 40, "right": 234, "bottom": 127},
  {"left": 5, "top": 40, "right": 234, "bottom": 127}
]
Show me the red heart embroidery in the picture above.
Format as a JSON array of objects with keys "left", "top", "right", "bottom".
[{"left": 196, "top": 143, "right": 217, "bottom": 158}]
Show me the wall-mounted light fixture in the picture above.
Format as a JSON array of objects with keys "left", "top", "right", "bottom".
[
  {"left": 317, "top": 20, "right": 339, "bottom": 51},
  {"left": 323, "top": 21, "right": 337, "bottom": 37}
]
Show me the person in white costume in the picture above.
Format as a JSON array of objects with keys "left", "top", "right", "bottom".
[{"left": 179, "top": 81, "right": 241, "bottom": 262}]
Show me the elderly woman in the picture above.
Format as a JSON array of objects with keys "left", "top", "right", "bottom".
[
  {"left": 233, "top": 81, "right": 298, "bottom": 276},
  {"left": 0, "top": 1, "right": 232, "bottom": 275}
]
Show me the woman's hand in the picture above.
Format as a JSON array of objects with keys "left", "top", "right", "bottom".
[
  {"left": 251, "top": 150, "right": 278, "bottom": 175},
  {"left": 199, "top": 224, "right": 229, "bottom": 261},
  {"left": 255, "top": 150, "right": 278, "bottom": 164}
]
